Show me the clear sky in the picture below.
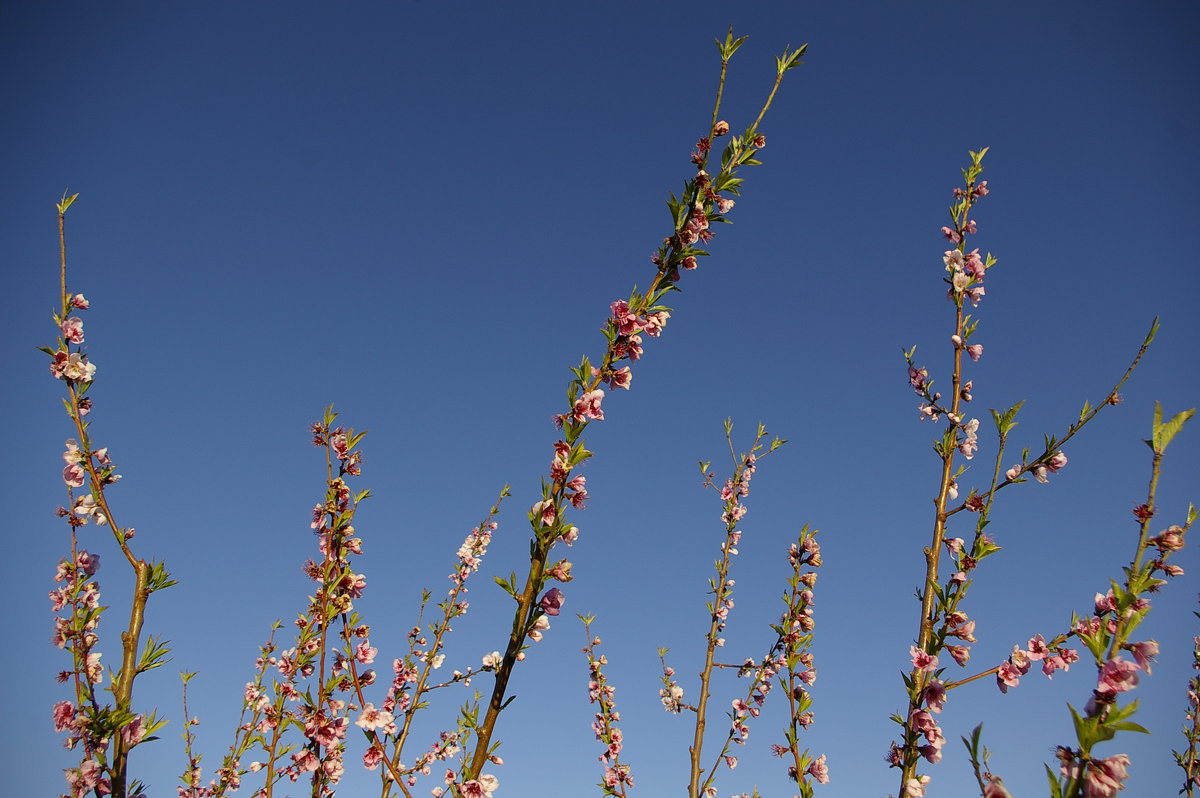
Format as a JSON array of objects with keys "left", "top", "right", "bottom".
[{"left": 3, "top": 3, "right": 1199, "bottom": 797}]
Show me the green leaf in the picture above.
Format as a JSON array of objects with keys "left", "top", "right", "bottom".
[
  {"left": 1069, "top": 703, "right": 1097, "bottom": 749},
  {"left": 1143, "top": 316, "right": 1160, "bottom": 347},
  {"left": 1045, "top": 764, "right": 1064, "bottom": 798},
  {"left": 57, "top": 191, "right": 80, "bottom": 214},
  {"left": 1151, "top": 402, "right": 1194, "bottom": 454}
]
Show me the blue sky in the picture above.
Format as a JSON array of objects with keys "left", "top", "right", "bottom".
[{"left": 3, "top": 2, "right": 1199, "bottom": 797}]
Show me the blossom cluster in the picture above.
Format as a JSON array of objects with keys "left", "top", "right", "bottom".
[
  {"left": 48, "top": 294, "right": 96, "bottom": 383},
  {"left": 1047, "top": 418, "right": 1193, "bottom": 798},
  {"left": 1172, "top": 623, "right": 1200, "bottom": 795},
  {"left": 581, "top": 625, "right": 634, "bottom": 797},
  {"left": 182, "top": 412, "right": 376, "bottom": 797},
  {"left": 994, "top": 634, "right": 1081, "bottom": 693},
  {"left": 50, "top": 548, "right": 133, "bottom": 798}
]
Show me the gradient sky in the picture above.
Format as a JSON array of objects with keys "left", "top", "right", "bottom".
[{"left": 4, "top": 3, "right": 1199, "bottom": 797}]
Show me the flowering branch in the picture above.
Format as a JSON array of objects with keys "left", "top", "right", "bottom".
[
  {"left": 1050, "top": 404, "right": 1194, "bottom": 798},
  {"left": 48, "top": 194, "right": 174, "bottom": 798},
  {"left": 1173, "top": 610, "right": 1200, "bottom": 798},
  {"left": 771, "top": 527, "right": 827, "bottom": 797},
  {"left": 580, "top": 617, "right": 634, "bottom": 797},
  {"left": 893, "top": 151, "right": 1159, "bottom": 798},
  {"left": 462, "top": 31, "right": 806, "bottom": 785},
  {"left": 653, "top": 420, "right": 795, "bottom": 798},
  {"left": 894, "top": 151, "right": 997, "bottom": 798},
  {"left": 357, "top": 490, "right": 509, "bottom": 798}
]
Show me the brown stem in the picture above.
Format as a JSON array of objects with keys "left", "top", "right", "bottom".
[
  {"left": 944, "top": 321, "right": 1156, "bottom": 521},
  {"left": 467, "top": 551, "right": 549, "bottom": 777},
  {"left": 689, "top": 542, "right": 734, "bottom": 798},
  {"left": 899, "top": 186, "right": 979, "bottom": 796}
]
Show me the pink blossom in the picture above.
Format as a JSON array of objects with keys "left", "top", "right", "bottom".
[
  {"left": 605, "top": 366, "right": 632, "bottom": 390},
  {"left": 355, "top": 640, "right": 377, "bottom": 664},
  {"left": 963, "top": 250, "right": 985, "bottom": 278},
  {"left": 61, "top": 317, "right": 85, "bottom": 344},
  {"left": 1152, "top": 525, "right": 1190, "bottom": 552},
  {"left": 355, "top": 704, "right": 396, "bottom": 733},
  {"left": 1155, "top": 561, "right": 1186, "bottom": 577},
  {"left": 958, "top": 418, "right": 980, "bottom": 460},
  {"left": 293, "top": 749, "right": 320, "bottom": 772},
  {"left": 807, "top": 754, "right": 830, "bottom": 783},
  {"left": 1042, "top": 653, "right": 1071, "bottom": 678},
  {"left": 1009, "top": 646, "right": 1032, "bottom": 675},
  {"left": 1129, "top": 640, "right": 1158, "bottom": 674},
  {"left": 531, "top": 499, "right": 556, "bottom": 527},
  {"left": 966, "top": 344, "right": 983, "bottom": 362},
  {"left": 1026, "top": 634, "right": 1049, "bottom": 661},
  {"left": 946, "top": 644, "right": 970, "bottom": 666},
  {"left": 941, "top": 226, "right": 962, "bottom": 244},
  {"left": 713, "top": 120, "right": 730, "bottom": 136},
  {"left": 461, "top": 774, "right": 499, "bottom": 798},
  {"left": 923, "top": 680, "right": 946, "bottom": 713},
  {"left": 1075, "top": 753, "right": 1131, "bottom": 797},
  {"left": 909, "top": 708, "right": 937, "bottom": 735},
  {"left": 1034, "top": 451, "right": 1067, "bottom": 483},
  {"left": 908, "top": 365, "right": 929, "bottom": 392},
  {"left": 952, "top": 270, "right": 971, "bottom": 294},
  {"left": 947, "top": 616, "right": 976, "bottom": 643},
  {"left": 566, "top": 475, "right": 588, "bottom": 508},
  {"left": 71, "top": 293, "right": 90, "bottom": 309},
  {"left": 63, "top": 463, "right": 86, "bottom": 488},
  {"left": 539, "top": 587, "right": 564, "bottom": 616},
  {"left": 609, "top": 300, "right": 643, "bottom": 336},
  {"left": 50, "top": 351, "right": 97, "bottom": 382},
  {"left": 85, "top": 652, "right": 102, "bottom": 681},
  {"left": 62, "top": 438, "right": 83, "bottom": 464},
  {"left": 121, "top": 714, "right": 147, "bottom": 747},
  {"left": 643, "top": 311, "right": 670, "bottom": 337},
  {"left": 996, "top": 660, "right": 1022, "bottom": 693},
  {"left": 1005, "top": 464, "right": 1022, "bottom": 481},
  {"left": 573, "top": 389, "right": 605, "bottom": 422},
  {"left": 905, "top": 774, "right": 931, "bottom": 797},
  {"left": 1096, "top": 657, "right": 1140, "bottom": 697},
  {"left": 329, "top": 434, "right": 349, "bottom": 459},
  {"left": 910, "top": 645, "right": 938, "bottom": 672},
  {"left": 363, "top": 745, "right": 384, "bottom": 770},
  {"left": 1153, "top": 526, "right": 1186, "bottom": 552},
  {"left": 52, "top": 700, "right": 76, "bottom": 732}
]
